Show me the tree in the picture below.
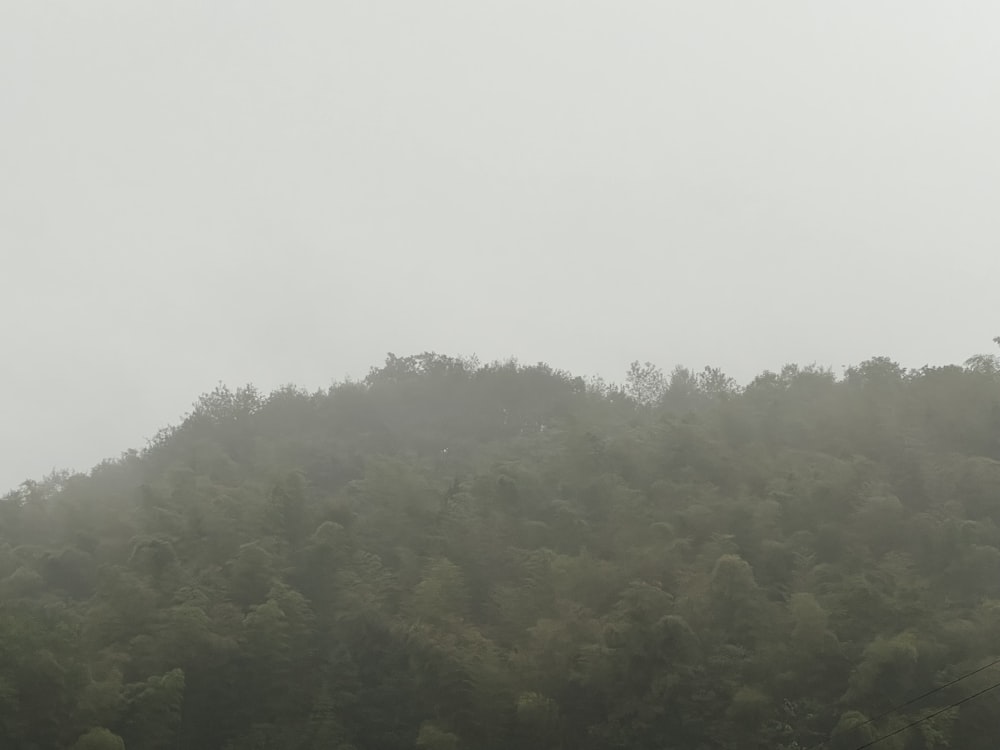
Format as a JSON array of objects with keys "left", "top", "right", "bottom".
[
  {"left": 72, "top": 727, "right": 126, "bottom": 750},
  {"left": 120, "top": 669, "right": 185, "bottom": 750},
  {"left": 6, "top": 349, "right": 1000, "bottom": 749},
  {"left": 964, "top": 336, "right": 1000, "bottom": 375},
  {"left": 625, "top": 361, "right": 666, "bottom": 407}
]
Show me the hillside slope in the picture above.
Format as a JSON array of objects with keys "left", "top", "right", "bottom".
[{"left": 3, "top": 352, "right": 1000, "bottom": 750}]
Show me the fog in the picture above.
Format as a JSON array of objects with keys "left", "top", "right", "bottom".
[{"left": 2, "top": 1, "right": 998, "bottom": 492}]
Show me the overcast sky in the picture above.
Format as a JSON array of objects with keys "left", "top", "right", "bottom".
[{"left": 2, "top": 1, "right": 999, "bottom": 492}]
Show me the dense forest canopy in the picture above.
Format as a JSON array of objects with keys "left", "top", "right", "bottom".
[{"left": 3, "top": 342, "right": 1000, "bottom": 750}]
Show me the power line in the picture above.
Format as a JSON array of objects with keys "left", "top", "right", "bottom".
[
  {"left": 851, "top": 654, "right": 1000, "bottom": 732},
  {"left": 850, "top": 677, "right": 1000, "bottom": 750},
  {"left": 812, "top": 655, "right": 1000, "bottom": 750}
]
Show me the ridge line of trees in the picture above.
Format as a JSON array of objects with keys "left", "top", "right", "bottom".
[{"left": 2, "top": 342, "right": 1000, "bottom": 750}]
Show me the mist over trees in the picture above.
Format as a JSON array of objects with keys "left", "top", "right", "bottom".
[{"left": 3, "top": 344, "right": 1000, "bottom": 749}]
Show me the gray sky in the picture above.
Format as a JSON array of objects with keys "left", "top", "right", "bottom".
[{"left": 2, "top": 1, "right": 998, "bottom": 492}]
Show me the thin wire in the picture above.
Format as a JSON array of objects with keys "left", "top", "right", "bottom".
[
  {"left": 851, "top": 655, "right": 1000, "bottom": 732},
  {"left": 811, "top": 655, "right": 1000, "bottom": 750},
  {"left": 850, "top": 677, "right": 1000, "bottom": 750}
]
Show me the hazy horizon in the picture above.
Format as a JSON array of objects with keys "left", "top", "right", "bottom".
[{"left": 3, "top": 1, "right": 999, "bottom": 493}]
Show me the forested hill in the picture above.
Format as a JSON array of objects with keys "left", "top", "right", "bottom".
[{"left": 4, "top": 350, "right": 1000, "bottom": 750}]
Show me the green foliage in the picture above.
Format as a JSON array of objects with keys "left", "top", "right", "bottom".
[
  {"left": 72, "top": 727, "right": 126, "bottom": 750},
  {"left": 120, "top": 668, "right": 185, "bottom": 750},
  {"left": 416, "top": 721, "right": 461, "bottom": 750},
  {"left": 2, "top": 348, "right": 1000, "bottom": 749}
]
